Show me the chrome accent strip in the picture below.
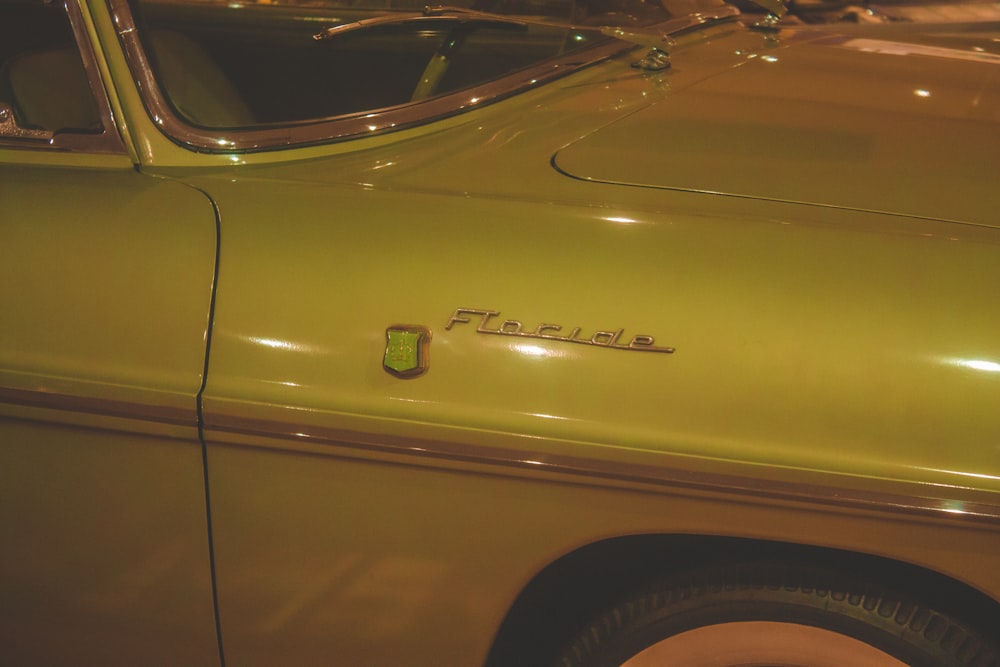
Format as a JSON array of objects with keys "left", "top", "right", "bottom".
[
  {"left": 105, "top": 0, "right": 630, "bottom": 153},
  {"left": 0, "top": 386, "right": 193, "bottom": 427},
  {"left": 205, "top": 412, "right": 1000, "bottom": 525}
]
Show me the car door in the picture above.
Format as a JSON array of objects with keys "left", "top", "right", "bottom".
[{"left": 0, "top": 2, "right": 220, "bottom": 664}]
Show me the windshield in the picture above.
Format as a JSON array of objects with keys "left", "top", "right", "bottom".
[{"left": 120, "top": 0, "right": 693, "bottom": 143}]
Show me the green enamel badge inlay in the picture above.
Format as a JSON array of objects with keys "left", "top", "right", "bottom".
[{"left": 384, "top": 326, "right": 430, "bottom": 378}]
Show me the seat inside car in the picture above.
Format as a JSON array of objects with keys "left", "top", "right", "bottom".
[
  {"left": 146, "top": 29, "right": 256, "bottom": 128},
  {"left": 0, "top": 46, "right": 101, "bottom": 132},
  {"left": 0, "top": 26, "right": 254, "bottom": 135}
]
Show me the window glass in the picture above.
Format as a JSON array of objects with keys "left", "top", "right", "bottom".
[
  {"left": 127, "top": 0, "right": 677, "bottom": 129},
  {"left": 0, "top": 1, "right": 104, "bottom": 141}
]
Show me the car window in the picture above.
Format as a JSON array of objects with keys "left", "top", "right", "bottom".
[
  {"left": 117, "top": 0, "right": 678, "bottom": 150},
  {"left": 0, "top": 0, "right": 119, "bottom": 152}
]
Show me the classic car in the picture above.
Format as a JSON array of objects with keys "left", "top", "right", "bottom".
[{"left": 2, "top": 0, "right": 999, "bottom": 664}]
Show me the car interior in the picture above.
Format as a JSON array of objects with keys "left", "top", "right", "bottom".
[{"left": 0, "top": 1, "right": 101, "bottom": 135}]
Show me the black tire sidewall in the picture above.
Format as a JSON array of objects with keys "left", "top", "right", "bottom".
[{"left": 558, "top": 565, "right": 994, "bottom": 667}]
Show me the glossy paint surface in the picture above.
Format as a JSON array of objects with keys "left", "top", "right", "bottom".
[
  {"left": 180, "top": 24, "right": 1000, "bottom": 664},
  {"left": 0, "top": 157, "right": 221, "bottom": 662},
  {"left": 194, "top": 23, "right": 1000, "bottom": 497},
  {"left": 555, "top": 25, "right": 1000, "bottom": 226},
  {"left": 2, "top": 1, "right": 999, "bottom": 664}
]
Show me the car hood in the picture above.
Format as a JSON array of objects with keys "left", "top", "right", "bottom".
[{"left": 553, "top": 23, "right": 1000, "bottom": 227}]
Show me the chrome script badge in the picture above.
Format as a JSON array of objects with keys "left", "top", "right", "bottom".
[{"left": 445, "top": 308, "right": 675, "bottom": 354}]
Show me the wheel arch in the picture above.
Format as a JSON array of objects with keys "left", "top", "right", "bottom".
[{"left": 483, "top": 534, "right": 1000, "bottom": 667}]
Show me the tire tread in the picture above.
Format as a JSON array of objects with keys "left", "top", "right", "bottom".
[{"left": 556, "top": 564, "right": 999, "bottom": 667}]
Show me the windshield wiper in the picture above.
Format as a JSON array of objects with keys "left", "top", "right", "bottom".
[
  {"left": 314, "top": 2, "right": 777, "bottom": 72},
  {"left": 313, "top": 6, "right": 528, "bottom": 41}
]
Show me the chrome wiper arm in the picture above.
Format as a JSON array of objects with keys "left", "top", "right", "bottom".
[
  {"left": 313, "top": 6, "right": 528, "bottom": 41},
  {"left": 425, "top": 5, "right": 741, "bottom": 34},
  {"left": 314, "top": 12, "right": 418, "bottom": 41},
  {"left": 423, "top": 5, "right": 521, "bottom": 20},
  {"left": 314, "top": 2, "right": 759, "bottom": 73},
  {"left": 422, "top": 5, "right": 567, "bottom": 27}
]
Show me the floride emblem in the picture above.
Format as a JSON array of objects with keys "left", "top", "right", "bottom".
[{"left": 445, "top": 308, "right": 675, "bottom": 354}]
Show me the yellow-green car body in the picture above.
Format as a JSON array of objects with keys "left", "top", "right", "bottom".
[{"left": 2, "top": 0, "right": 999, "bottom": 664}]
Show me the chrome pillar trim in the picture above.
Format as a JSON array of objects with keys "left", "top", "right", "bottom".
[
  {"left": 204, "top": 412, "right": 1000, "bottom": 526},
  {"left": 105, "top": 0, "right": 630, "bottom": 154},
  {"left": 66, "top": 0, "right": 128, "bottom": 154}
]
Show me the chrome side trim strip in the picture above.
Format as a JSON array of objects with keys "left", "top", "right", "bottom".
[
  {"left": 0, "top": 385, "right": 193, "bottom": 428},
  {"left": 204, "top": 412, "right": 1000, "bottom": 526}
]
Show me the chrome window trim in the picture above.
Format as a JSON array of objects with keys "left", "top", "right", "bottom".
[
  {"left": 0, "top": 0, "right": 125, "bottom": 154},
  {"left": 106, "top": 0, "right": 631, "bottom": 153}
]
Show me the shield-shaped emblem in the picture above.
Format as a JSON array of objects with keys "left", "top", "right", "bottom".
[{"left": 383, "top": 325, "right": 431, "bottom": 378}]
